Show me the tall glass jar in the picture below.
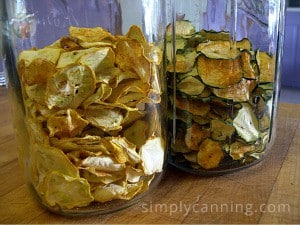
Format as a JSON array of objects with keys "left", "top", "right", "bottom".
[
  {"left": 167, "top": 0, "right": 286, "bottom": 175},
  {"left": 1, "top": 0, "right": 168, "bottom": 215}
]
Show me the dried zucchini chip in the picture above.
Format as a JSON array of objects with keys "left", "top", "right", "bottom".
[
  {"left": 18, "top": 47, "right": 61, "bottom": 65},
  {"left": 81, "top": 155, "right": 125, "bottom": 172},
  {"left": 185, "top": 123, "right": 210, "bottom": 151},
  {"left": 171, "top": 129, "right": 192, "bottom": 153},
  {"left": 107, "top": 80, "right": 149, "bottom": 104},
  {"left": 56, "top": 48, "right": 99, "bottom": 68},
  {"left": 115, "top": 39, "right": 151, "bottom": 83},
  {"left": 122, "top": 110, "right": 146, "bottom": 127},
  {"left": 24, "top": 83, "right": 47, "bottom": 105},
  {"left": 47, "top": 109, "right": 89, "bottom": 138},
  {"left": 123, "top": 120, "right": 148, "bottom": 149},
  {"left": 177, "top": 76, "right": 205, "bottom": 96},
  {"left": 30, "top": 143, "right": 79, "bottom": 190},
  {"left": 42, "top": 171, "right": 93, "bottom": 209},
  {"left": 50, "top": 135, "right": 110, "bottom": 153},
  {"left": 197, "top": 40, "right": 240, "bottom": 59},
  {"left": 166, "top": 20, "right": 195, "bottom": 41},
  {"left": 229, "top": 142, "right": 255, "bottom": 160},
  {"left": 235, "top": 38, "right": 252, "bottom": 50},
  {"left": 167, "top": 51, "right": 197, "bottom": 73},
  {"left": 183, "top": 151, "right": 198, "bottom": 163},
  {"left": 212, "top": 78, "right": 257, "bottom": 102},
  {"left": 256, "top": 51, "right": 275, "bottom": 83},
  {"left": 140, "top": 137, "right": 165, "bottom": 175},
  {"left": 60, "top": 36, "right": 81, "bottom": 51},
  {"left": 19, "top": 58, "right": 57, "bottom": 85},
  {"left": 126, "top": 25, "right": 161, "bottom": 64},
  {"left": 82, "top": 83, "right": 112, "bottom": 108},
  {"left": 79, "top": 47, "right": 115, "bottom": 73},
  {"left": 80, "top": 168, "right": 124, "bottom": 184},
  {"left": 198, "top": 30, "right": 230, "bottom": 41},
  {"left": 46, "top": 64, "right": 96, "bottom": 109},
  {"left": 27, "top": 118, "right": 50, "bottom": 145},
  {"left": 211, "top": 119, "right": 235, "bottom": 141},
  {"left": 69, "top": 26, "right": 115, "bottom": 43},
  {"left": 126, "top": 166, "right": 144, "bottom": 183},
  {"left": 233, "top": 103, "right": 259, "bottom": 143},
  {"left": 85, "top": 105, "right": 124, "bottom": 132},
  {"left": 197, "top": 54, "right": 242, "bottom": 88},
  {"left": 175, "top": 96, "right": 211, "bottom": 117},
  {"left": 241, "top": 50, "right": 257, "bottom": 80},
  {"left": 197, "top": 139, "right": 224, "bottom": 169}
]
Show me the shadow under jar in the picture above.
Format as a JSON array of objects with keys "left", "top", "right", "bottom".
[
  {"left": 167, "top": 0, "right": 286, "bottom": 175},
  {"left": 1, "top": 0, "right": 168, "bottom": 215}
]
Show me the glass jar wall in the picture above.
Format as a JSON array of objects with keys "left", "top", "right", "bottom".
[
  {"left": 167, "top": 0, "right": 286, "bottom": 175},
  {"left": 1, "top": 0, "right": 168, "bottom": 215}
]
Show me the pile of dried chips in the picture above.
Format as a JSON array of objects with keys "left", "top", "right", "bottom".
[
  {"left": 167, "top": 21, "right": 275, "bottom": 171},
  {"left": 17, "top": 25, "right": 165, "bottom": 209}
]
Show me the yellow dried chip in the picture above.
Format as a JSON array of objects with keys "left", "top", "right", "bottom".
[
  {"left": 79, "top": 47, "right": 115, "bottom": 74},
  {"left": 46, "top": 63, "right": 96, "bottom": 109},
  {"left": 56, "top": 47, "right": 99, "bottom": 68},
  {"left": 175, "top": 96, "right": 211, "bottom": 117},
  {"left": 197, "top": 139, "right": 224, "bottom": 169},
  {"left": 140, "top": 137, "right": 165, "bottom": 175},
  {"left": 60, "top": 36, "right": 81, "bottom": 51},
  {"left": 197, "top": 40, "right": 240, "bottom": 59},
  {"left": 126, "top": 166, "right": 143, "bottom": 183},
  {"left": 18, "top": 47, "right": 61, "bottom": 65},
  {"left": 185, "top": 123, "right": 210, "bottom": 151},
  {"left": 24, "top": 83, "right": 47, "bottom": 105},
  {"left": 107, "top": 79, "right": 149, "bottom": 104},
  {"left": 177, "top": 76, "right": 205, "bottom": 96},
  {"left": 85, "top": 106, "right": 124, "bottom": 132},
  {"left": 42, "top": 171, "right": 93, "bottom": 209},
  {"left": 82, "top": 83, "right": 112, "bottom": 108},
  {"left": 229, "top": 142, "right": 255, "bottom": 160},
  {"left": 115, "top": 39, "right": 151, "bottom": 83},
  {"left": 69, "top": 26, "right": 115, "bottom": 43},
  {"left": 20, "top": 58, "right": 57, "bottom": 85},
  {"left": 256, "top": 51, "right": 275, "bottom": 83},
  {"left": 47, "top": 109, "right": 89, "bottom": 138},
  {"left": 93, "top": 182, "right": 126, "bottom": 203},
  {"left": 123, "top": 120, "right": 148, "bottom": 149},
  {"left": 121, "top": 110, "right": 146, "bottom": 127},
  {"left": 81, "top": 155, "right": 125, "bottom": 172}
]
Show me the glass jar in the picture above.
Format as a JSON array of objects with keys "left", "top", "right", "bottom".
[
  {"left": 167, "top": 0, "right": 286, "bottom": 175},
  {"left": 1, "top": 0, "right": 168, "bottom": 215}
]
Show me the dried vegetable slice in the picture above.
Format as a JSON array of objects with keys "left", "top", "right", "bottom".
[
  {"left": 17, "top": 24, "right": 165, "bottom": 208},
  {"left": 167, "top": 20, "right": 275, "bottom": 171}
]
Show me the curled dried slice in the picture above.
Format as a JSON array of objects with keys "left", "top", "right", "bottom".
[
  {"left": 185, "top": 123, "right": 210, "bottom": 151},
  {"left": 167, "top": 52, "right": 197, "bottom": 73},
  {"left": 69, "top": 26, "right": 115, "bottom": 43},
  {"left": 81, "top": 155, "right": 125, "bottom": 172},
  {"left": 115, "top": 39, "right": 151, "bottom": 83},
  {"left": 212, "top": 78, "right": 257, "bottom": 102},
  {"left": 18, "top": 47, "right": 61, "bottom": 65},
  {"left": 177, "top": 76, "right": 205, "bottom": 96},
  {"left": 210, "top": 119, "right": 235, "bottom": 141},
  {"left": 42, "top": 171, "right": 93, "bottom": 209},
  {"left": 47, "top": 109, "right": 89, "bottom": 138},
  {"left": 197, "top": 54, "right": 242, "bottom": 88},
  {"left": 175, "top": 96, "right": 211, "bottom": 117},
  {"left": 256, "top": 51, "right": 275, "bottom": 83},
  {"left": 229, "top": 142, "right": 255, "bottom": 160},
  {"left": 19, "top": 58, "right": 57, "bottom": 85},
  {"left": 197, "top": 139, "right": 224, "bottom": 169},
  {"left": 82, "top": 83, "right": 112, "bottom": 108},
  {"left": 46, "top": 64, "right": 96, "bottom": 109},
  {"left": 56, "top": 48, "right": 99, "bottom": 68},
  {"left": 30, "top": 143, "right": 79, "bottom": 191},
  {"left": 123, "top": 120, "right": 148, "bottom": 149},
  {"left": 140, "top": 137, "right": 165, "bottom": 175},
  {"left": 85, "top": 106, "right": 124, "bottom": 132},
  {"left": 79, "top": 47, "right": 115, "bottom": 74},
  {"left": 196, "top": 40, "right": 240, "bottom": 59}
]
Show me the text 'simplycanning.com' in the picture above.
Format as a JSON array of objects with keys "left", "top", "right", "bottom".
[{"left": 140, "top": 196, "right": 291, "bottom": 217}]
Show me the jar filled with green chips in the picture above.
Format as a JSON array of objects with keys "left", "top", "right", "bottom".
[
  {"left": 167, "top": 0, "right": 286, "bottom": 175},
  {"left": 1, "top": 0, "right": 168, "bottom": 215}
]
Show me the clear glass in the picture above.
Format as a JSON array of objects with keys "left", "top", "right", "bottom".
[
  {"left": 1, "top": 0, "right": 168, "bottom": 215},
  {"left": 167, "top": 0, "right": 286, "bottom": 175}
]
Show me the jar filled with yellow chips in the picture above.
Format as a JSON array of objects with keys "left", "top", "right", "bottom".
[
  {"left": 167, "top": 0, "right": 286, "bottom": 175},
  {"left": 1, "top": 0, "right": 168, "bottom": 215}
]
